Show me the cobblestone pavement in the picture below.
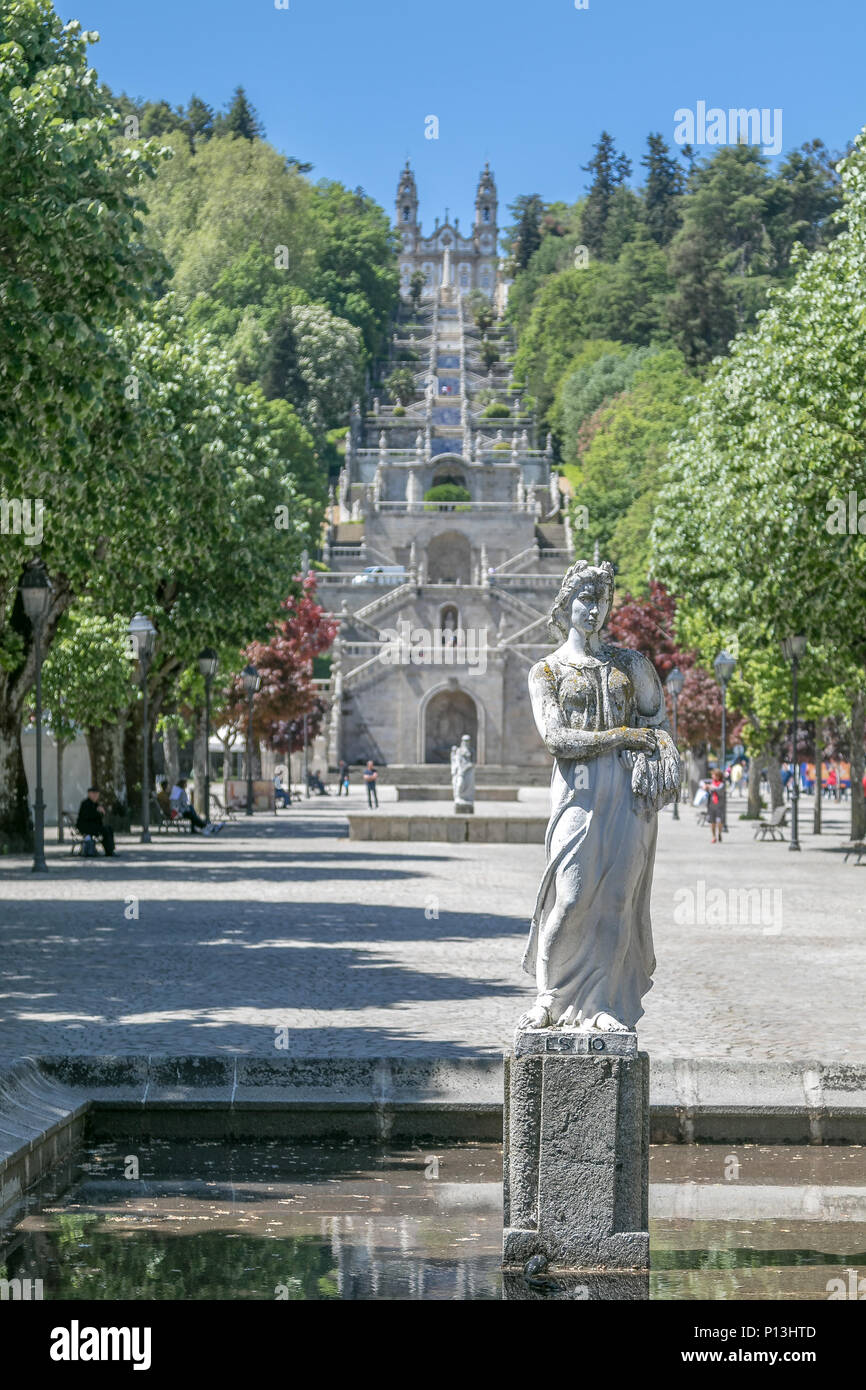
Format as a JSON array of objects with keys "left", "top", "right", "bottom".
[{"left": 0, "top": 788, "right": 862, "bottom": 1061}]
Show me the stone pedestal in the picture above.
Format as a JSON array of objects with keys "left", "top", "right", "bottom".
[{"left": 503, "top": 1029, "right": 649, "bottom": 1272}]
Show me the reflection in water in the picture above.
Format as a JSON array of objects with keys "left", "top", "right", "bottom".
[{"left": 0, "top": 1141, "right": 863, "bottom": 1301}]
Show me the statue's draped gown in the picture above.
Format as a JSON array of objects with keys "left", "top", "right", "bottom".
[{"left": 523, "top": 647, "right": 666, "bottom": 1028}]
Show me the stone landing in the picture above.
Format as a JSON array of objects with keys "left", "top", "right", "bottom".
[
  {"left": 503, "top": 1029, "right": 649, "bottom": 1271},
  {"left": 347, "top": 812, "right": 546, "bottom": 842}
]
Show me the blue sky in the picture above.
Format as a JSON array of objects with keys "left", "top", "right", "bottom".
[{"left": 57, "top": 0, "right": 866, "bottom": 228}]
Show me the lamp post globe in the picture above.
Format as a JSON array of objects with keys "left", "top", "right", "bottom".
[
  {"left": 20, "top": 560, "right": 52, "bottom": 873},
  {"left": 127, "top": 614, "right": 157, "bottom": 843}
]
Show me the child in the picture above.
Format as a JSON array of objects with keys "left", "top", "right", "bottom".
[{"left": 707, "top": 768, "right": 726, "bottom": 843}]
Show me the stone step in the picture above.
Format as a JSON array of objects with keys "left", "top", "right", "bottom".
[
  {"left": 348, "top": 813, "right": 546, "bottom": 843},
  {"left": 374, "top": 763, "right": 550, "bottom": 787},
  {"left": 395, "top": 785, "right": 519, "bottom": 801}
]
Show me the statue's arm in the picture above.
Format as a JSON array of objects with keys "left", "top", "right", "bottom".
[
  {"left": 629, "top": 651, "right": 673, "bottom": 731},
  {"left": 528, "top": 662, "right": 650, "bottom": 761},
  {"left": 624, "top": 652, "right": 681, "bottom": 806}
]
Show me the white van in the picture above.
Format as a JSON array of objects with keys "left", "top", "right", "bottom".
[{"left": 351, "top": 565, "right": 407, "bottom": 586}]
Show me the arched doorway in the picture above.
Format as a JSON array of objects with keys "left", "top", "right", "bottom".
[
  {"left": 427, "top": 530, "right": 471, "bottom": 585},
  {"left": 424, "top": 688, "right": 478, "bottom": 764}
]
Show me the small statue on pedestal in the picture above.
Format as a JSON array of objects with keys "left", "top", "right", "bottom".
[{"left": 450, "top": 735, "right": 475, "bottom": 814}]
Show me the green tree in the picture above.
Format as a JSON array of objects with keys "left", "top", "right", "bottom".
[
  {"left": 641, "top": 133, "right": 685, "bottom": 246},
  {"left": 185, "top": 93, "right": 215, "bottom": 145},
  {"left": 581, "top": 132, "right": 632, "bottom": 257},
  {"left": 289, "top": 303, "right": 363, "bottom": 438},
  {"left": 767, "top": 138, "right": 844, "bottom": 267},
  {"left": 556, "top": 344, "right": 657, "bottom": 461},
  {"left": 571, "top": 349, "right": 693, "bottom": 592},
  {"left": 665, "top": 145, "right": 777, "bottom": 365},
  {"left": 507, "top": 194, "right": 544, "bottom": 270},
  {"left": 652, "top": 128, "right": 866, "bottom": 835},
  {"left": 306, "top": 181, "right": 399, "bottom": 361},
  {"left": 139, "top": 99, "right": 186, "bottom": 138},
  {"left": 259, "top": 306, "right": 306, "bottom": 406},
  {"left": 409, "top": 269, "right": 425, "bottom": 313},
  {"left": 0, "top": 1, "right": 165, "bottom": 846},
  {"left": 40, "top": 605, "right": 130, "bottom": 837},
  {"left": 385, "top": 366, "right": 416, "bottom": 406},
  {"left": 220, "top": 85, "right": 263, "bottom": 141},
  {"left": 140, "top": 133, "right": 315, "bottom": 302},
  {"left": 468, "top": 289, "right": 495, "bottom": 334}
]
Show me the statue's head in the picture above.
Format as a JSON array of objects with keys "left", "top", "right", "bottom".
[{"left": 548, "top": 560, "right": 615, "bottom": 641}]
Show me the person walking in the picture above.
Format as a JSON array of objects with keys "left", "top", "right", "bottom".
[
  {"left": 338, "top": 760, "right": 350, "bottom": 796},
  {"left": 274, "top": 768, "right": 291, "bottom": 809},
  {"left": 363, "top": 760, "right": 379, "bottom": 809},
  {"left": 76, "top": 787, "right": 116, "bottom": 857},
  {"left": 707, "top": 768, "right": 726, "bottom": 844},
  {"left": 730, "top": 760, "right": 744, "bottom": 798}
]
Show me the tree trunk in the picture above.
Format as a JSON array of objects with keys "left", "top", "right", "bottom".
[
  {"left": 686, "top": 743, "right": 707, "bottom": 803},
  {"left": 86, "top": 717, "right": 128, "bottom": 817},
  {"left": 850, "top": 690, "right": 866, "bottom": 841},
  {"left": 0, "top": 572, "right": 72, "bottom": 850},
  {"left": 747, "top": 755, "right": 763, "bottom": 819},
  {"left": 765, "top": 745, "right": 784, "bottom": 810},
  {"left": 193, "top": 706, "right": 207, "bottom": 814},
  {"left": 813, "top": 718, "right": 824, "bottom": 835},
  {"left": 56, "top": 737, "right": 65, "bottom": 841},
  {"left": 0, "top": 704, "right": 32, "bottom": 851},
  {"left": 163, "top": 722, "right": 180, "bottom": 788}
]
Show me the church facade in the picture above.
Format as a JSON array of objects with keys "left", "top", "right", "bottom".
[
  {"left": 396, "top": 162, "right": 500, "bottom": 301},
  {"left": 317, "top": 165, "right": 575, "bottom": 774}
]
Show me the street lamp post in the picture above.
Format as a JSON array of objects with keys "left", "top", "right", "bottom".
[
  {"left": 665, "top": 666, "right": 685, "bottom": 821},
  {"left": 713, "top": 650, "right": 737, "bottom": 832},
  {"left": 781, "top": 634, "right": 807, "bottom": 852},
  {"left": 127, "top": 614, "right": 157, "bottom": 844},
  {"left": 242, "top": 664, "right": 260, "bottom": 816},
  {"left": 20, "top": 560, "right": 52, "bottom": 873},
  {"left": 197, "top": 648, "right": 219, "bottom": 825},
  {"left": 303, "top": 713, "right": 310, "bottom": 799}
]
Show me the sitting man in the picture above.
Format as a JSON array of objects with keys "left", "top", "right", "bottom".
[
  {"left": 307, "top": 768, "right": 329, "bottom": 796},
  {"left": 76, "top": 787, "right": 115, "bottom": 857},
  {"left": 156, "top": 778, "right": 172, "bottom": 820},
  {"left": 169, "top": 778, "right": 209, "bottom": 833}
]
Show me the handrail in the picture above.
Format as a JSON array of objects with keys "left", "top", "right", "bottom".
[
  {"left": 352, "top": 580, "right": 416, "bottom": 622},
  {"left": 492, "top": 543, "right": 539, "bottom": 574}
]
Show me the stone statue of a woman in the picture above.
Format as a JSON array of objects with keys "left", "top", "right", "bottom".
[
  {"left": 450, "top": 734, "right": 475, "bottom": 813},
  {"left": 519, "top": 560, "right": 680, "bottom": 1033}
]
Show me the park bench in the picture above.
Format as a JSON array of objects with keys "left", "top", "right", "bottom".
[
  {"left": 753, "top": 806, "right": 788, "bottom": 841},
  {"left": 842, "top": 841, "right": 866, "bottom": 865},
  {"left": 150, "top": 799, "right": 190, "bottom": 834},
  {"left": 209, "top": 792, "right": 239, "bottom": 822},
  {"left": 63, "top": 811, "right": 105, "bottom": 856}
]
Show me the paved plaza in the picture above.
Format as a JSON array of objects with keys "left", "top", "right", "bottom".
[{"left": 0, "top": 788, "right": 862, "bottom": 1063}]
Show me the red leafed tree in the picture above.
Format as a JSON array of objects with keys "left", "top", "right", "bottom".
[
  {"left": 217, "top": 573, "right": 338, "bottom": 758},
  {"left": 606, "top": 582, "right": 724, "bottom": 763}
]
